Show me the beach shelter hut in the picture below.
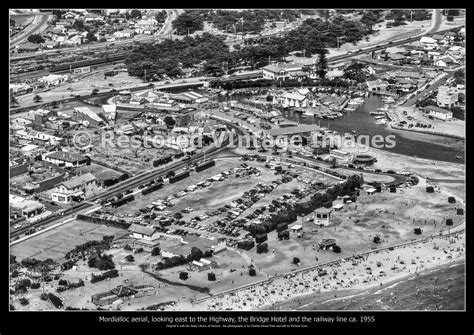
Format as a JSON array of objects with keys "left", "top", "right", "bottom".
[
  {"left": 448, "top": 197, "right": 456, "bottom": 203},
  {"left": 457, "top": 208, "right": 464, "bottom": 215},
  {"left": 414, "top": 227, "right": 423, "bottom": 235},
  {"left": 207, "top": 272, "right": 216, "bottom": 281},
  {"left": 313, "top": 207, "right": 332, "bottom": 226},
  {"left": 446, "top": 219, "right": 453, "bottom": 226},
  {"left": 426, "top": 186, "right": 434, "bottom": 193},
  {"left": 179, "top": 272, "right": 189, "bottom": 280},
  {"left": 278, "top": 230, "right": 290, "bottom": 240}
]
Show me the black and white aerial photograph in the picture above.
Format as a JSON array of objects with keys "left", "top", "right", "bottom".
[{"left": 7, "top": 7, "right": 468, "bottom": 329}]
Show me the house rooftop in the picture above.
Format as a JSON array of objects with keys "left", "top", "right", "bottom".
[
  {"left": 46, "top": 151, "right": 87, "bottom": 163},
  {"left": 128, "top": 224, "right": 156, "bottom": 236},
  {"left": 423, "top": 105, "right": 452, "bottom": 115},
  {"left": 60, "top": 173, "right": 96, "bottom": 190}
]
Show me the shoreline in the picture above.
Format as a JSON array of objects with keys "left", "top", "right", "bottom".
[{"left": 182, "top": 228, "right": 464, "bottom": 311}]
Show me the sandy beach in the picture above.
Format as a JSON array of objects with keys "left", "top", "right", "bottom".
[{"left": 166, "top": 227, "right": 464, "bottom": 311}]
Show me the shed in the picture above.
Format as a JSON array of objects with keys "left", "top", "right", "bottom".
[
  {"left": 289, "top": 224, "right": 303, "bottom": 232},
  {"left": 332, "top": 203, "right": 344, "bottom": 211},
  {"left": 366, "top": 188, "right": 377, "bottom": 195}
]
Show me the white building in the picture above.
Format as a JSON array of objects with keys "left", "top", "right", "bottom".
[
  {"left": 43, "top": 151, "right": 89, "bottom": 167},
  {"left": 10, "top": 194, "right": 45, "bottom": 218},
  {"left": 51, "top": 173, "right": 96, "bottom": 203},
  {"left": 313, "top": 207, "right": 332, "bottom": 226},
  {"left": 437, "top": 85, "right": 458, "bottom": 108},
  {"left": 262, "top": 62, "right": 304, "bottom": 81},
  {"left": 423, "top": 105, "right": 453, "bottom": 121},
  {"left": 128, "top": 224, "right": 157, "bottom": 240},
  {"left": 38, "top": 74, "right": 69, "bottom": 86}
]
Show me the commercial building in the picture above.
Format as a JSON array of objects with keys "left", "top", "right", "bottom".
[
  {"left": 262, "top": 62, "right": 304, "bottom": 81},
  {"left": 436, "top": 85, "right": 458, "bottom": 108},
  {"left": 9, "top": 194, "right": 45, "bottom": 218},
  {"left": 51, "top": 172, "right": 96, "bottom": 203}
]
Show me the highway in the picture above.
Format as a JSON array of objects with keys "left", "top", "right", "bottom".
[{"left": 10, "top": 13, "right": 52, "bottom": 49}]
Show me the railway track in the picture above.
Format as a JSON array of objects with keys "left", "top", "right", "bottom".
[{"left": 10, "top": 121, "right": 244, "bottom": 240}]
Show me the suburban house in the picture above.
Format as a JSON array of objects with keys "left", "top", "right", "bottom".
[
  {"left": 262, "top": 62, "right": 304, "bottom": 81},
  {"left": 43, "top": 151, "right": 89, "bottom": 167},
  {"left": 437, "top": 85, "right": 458, "bottom": 108},
  {"left": 366, "top": 79, "right": 389, "bottom": 92},
  {"left": 419, "top": 36, "right": 438, "bottom": 48},
  {"left": 22, "top": 130, "right": 65, "bottom": 146},
  {"left": 280, "top": 91, "right": 309, "bottom": 108},
  {"left": 435, "top": 55, "right": 458, "bottom": 68},
  {"left": 51, "top": 172, "right": 96, "bottom": 203},
  {"left": 422, "top": 105, "right": 453, "bottom": 121},
  {"left": 10, "top": 194, "right": 45, "bottom": 218},
  {"left": 128, "top": 224, "right": 158, "bottom": 240}
]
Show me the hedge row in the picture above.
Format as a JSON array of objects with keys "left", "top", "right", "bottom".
[{"left": 76, "top": 214, "right": 131, "bottom": 230}]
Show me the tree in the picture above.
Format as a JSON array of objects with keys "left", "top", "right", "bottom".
[
  {"left": 155, "top": 10, "right": 167, "bottom": 23},
  {"left": 125, "top": 255, "right": 134, "bottom": 262},
  {"left": 453, "top": 69, "right": 465, "bottom": 85},
  {"left": 174, "top": 212, "right": 183, "bottom": 220},
  {"left": 10, "top": 94, "right": 19, "bottom": 107},
  {"left": 151, "top": 247, "right": 161, "bottom": 256},
  {"left": 72, "top": 20, "right": 85, "bottom": 31},
  {"left": 187, "top": 247, "right": 204, "bottom": 262},
  {"left": 52, "top": 10, "right": 63, "bottom": 20},
  {"left": 33, "top": 95, "right": 42, "bottom": 103},
  {"left": 86, "top": 31, "right": 97, "bottom": 42},
  {"left": 19, "top": 297, "right": 29, "bottom": 306},
  {"left": 316, "top": 47, "right": 328, "bottom": 79},
  {"left": 163, "top": 116, "right": 176, "bottom": 128},
  {"left": 129, "top": 10, "right": 142, "bottom": 20},
  {"left": 27, "top": 34, "right": 45, "bottom": 44},
  {"left": 172, "top": 11, "right": 204, "bottom": 35}
]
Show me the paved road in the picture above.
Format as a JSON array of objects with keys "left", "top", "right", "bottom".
[
  {"left": 427, "top": 9, "right": 442, "bottom": 34},
  {"left": 401, "top": 73, "right": 450, "bottom": 107},
  {"left": 10, "top": 14, "right": 51, "bottom": 49},
  {"left": 10, "top": 9, "right": 181, "bottom": 61}
]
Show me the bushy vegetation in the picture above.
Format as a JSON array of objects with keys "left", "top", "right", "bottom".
[
  {"left": 127, "top": 14, "right": 373, "bottom": 80},
  {"left": 64, "top": 235, "right": 114, "bottom": 261},
  {"left": 88, "top": 254, "right": 115, "bottom": 271},
  {"left": 172, "top": 10, "right": 205, "bottom": 35},
  {"left": 246, "top": 175, "right": 362, "bottom": 236},
  {"left": 151, "top": 247, "right": 161, "bottom": 256},
  {"left": 90, "top": 269, "right": 119, "bottom": 283}
]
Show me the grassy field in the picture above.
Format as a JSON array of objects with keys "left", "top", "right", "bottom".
[{"left": 10, "top": 220, "right": 127, "bottom": 262}]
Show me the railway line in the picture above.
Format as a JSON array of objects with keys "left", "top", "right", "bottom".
[{"left": 10, "top": 120, "right": 244, "bottom": 241}]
